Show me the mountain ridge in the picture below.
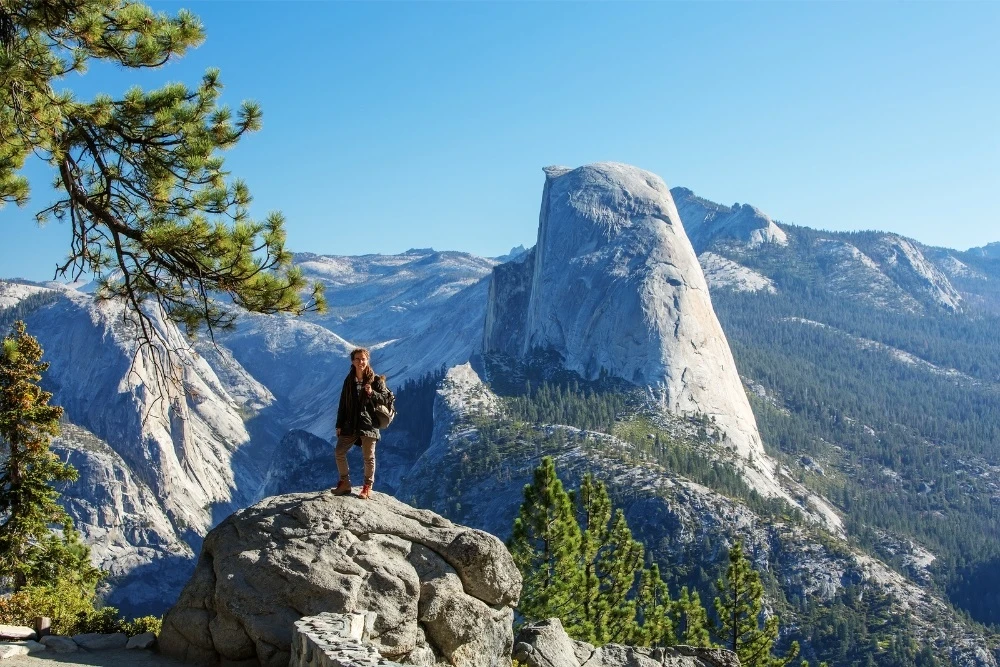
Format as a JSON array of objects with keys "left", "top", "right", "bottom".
[{"left": 2, "top": 164, "right": 998, "bottom": 665}]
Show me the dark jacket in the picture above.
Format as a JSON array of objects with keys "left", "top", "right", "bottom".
[{"left": 336, "top": 372, "right": 389, "bottom": 441}]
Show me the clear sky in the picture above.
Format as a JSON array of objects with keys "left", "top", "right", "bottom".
[{"left": 2, "top": 1, "right": 998, "bottom": 282}]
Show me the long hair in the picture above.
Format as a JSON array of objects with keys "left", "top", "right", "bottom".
[{"left": 348, "top": 348, "right": 375, "bottom": 385}]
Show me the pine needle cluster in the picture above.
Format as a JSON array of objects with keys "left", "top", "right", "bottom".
[{"left": 0, "top": 1, "right": 325, "bottom": 347}]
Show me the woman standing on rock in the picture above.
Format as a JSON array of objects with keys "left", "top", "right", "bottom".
[{"left": 333, "top": 348, "right": 389, "bottom": 499}]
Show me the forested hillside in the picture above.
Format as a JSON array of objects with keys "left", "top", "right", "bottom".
[
  {"left": 394, "top": 360, "right": 996, "bottom": 667},
  {"left": 709, "top": 227, "right": 1000, "bottom": 630}
]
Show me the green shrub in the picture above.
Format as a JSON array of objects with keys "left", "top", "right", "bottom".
[
  {"left": 73, "top": 608, "right": 163, "bottom": 637},
  {"left": 123, "top": 615, "right": 162, "bottom": 637},
  {"left": 0, "top": 580, "right": 99, "bottom": 634},
  {"left": 73, "top": 606, "right": 125, "bottom": 634},
  {"left": 0, "top": 585, "right": 161, "bottom": 637}
]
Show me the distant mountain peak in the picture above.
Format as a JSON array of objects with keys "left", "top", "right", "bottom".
[
  {"left": 671, "top": 187, "right": 788, "bottom": 252},
  {"left": 872, "top": 235, "right": 962, "bottom": 311},
  {"left": 494, "top": 245, "right": 529, "bottom": 263}
]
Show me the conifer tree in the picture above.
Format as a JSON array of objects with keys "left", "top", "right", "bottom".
[
  {"left": 635, "top": 563, "right": 676, "bottom": 647},
  {"left": 0, "top": 321, "right": 100, "bottom": 593},
  {"left": 714, "top": 542, "right": 801, "bottom": 667},
  {"left": 575, "top": 473, "right": 647, "bottom": 644},
  {"left": 575, "top": 473, "right": 609, "bottom": 642},
  {"left": 594, "top": 508, "right": 644, "bottom": 643},
  {"left": 0, "top": 1, "right": 324, "bottom": 346},
  {"left": 512, "top": 460, "right": 717, "bottom": 649},
  {"left": 508, "top": 456, "right": 587, "bottom": 636},
  {"left": 673, "top": 586, "right": 712, "bottom": 647}
]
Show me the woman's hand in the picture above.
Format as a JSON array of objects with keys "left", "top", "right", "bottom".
[{"left": 364, "top": 383, "right": 373, "bottom": 396}]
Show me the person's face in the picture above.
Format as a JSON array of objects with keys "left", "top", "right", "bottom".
[{"left": 352, "top": 353, "right": 369, "bottom": 373}]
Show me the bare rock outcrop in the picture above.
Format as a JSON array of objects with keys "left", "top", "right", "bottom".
[
  {"left": 871, "top": 235, "right": 962, "bottom": 311},
  {"left": 969, "top": 241, "right": 1000, "bottom": 258},
  {"left": 698, "top": 252, "right": 776, "bottom": 294},
  {"left": 158, "top": 492, "right": 520, "bottom": 667},
  {"left": 514, "top": 618, "right": 740, "bottom": 667},
  {"left": 671, "top": 187, "right": 787, "bottom": 252}
]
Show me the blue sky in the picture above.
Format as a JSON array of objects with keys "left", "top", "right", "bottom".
[{"left": 2, "top": 1, "right": 998, "bottom": 282}]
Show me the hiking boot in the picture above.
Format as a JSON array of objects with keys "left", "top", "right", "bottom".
[
  {"left": 358, "top": 484, "right": 372, "bottom": 500},
  {"left": 332, "top": 480, "right": 352, "bottom": 496}
]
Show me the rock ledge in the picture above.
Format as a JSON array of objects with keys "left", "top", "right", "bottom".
[{"left": 159, "top": 491, "right": 521, "bottom": 667}]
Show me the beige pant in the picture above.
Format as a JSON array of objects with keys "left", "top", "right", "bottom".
[{"left": 335, "top": 434, "right": 377, "bottom": 486}]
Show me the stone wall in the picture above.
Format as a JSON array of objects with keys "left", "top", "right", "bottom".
[
  {"left": 514, "top": 618, "right": 741, "bottom": 667},
  {"left": 290, "top": 612, "right": 400, "bottom": 667}
]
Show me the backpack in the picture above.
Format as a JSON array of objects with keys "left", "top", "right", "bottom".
[{"left": 373, "top": 382, "right": 396, "bottom": 429}]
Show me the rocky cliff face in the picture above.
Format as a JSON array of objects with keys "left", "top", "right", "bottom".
[
  {"left": 20, "top": 288, "right": 259, "bottom": 537},
  {"left": 208, "top": 312, "right": 355, "bottom": 440},
  {"left": 374, "top": 274, "right": 492, "bottom": 385},
  {"left": 395, "top": 363, "right": 505, "bottom": 518},
  {"left": 482, "top": 248, "right": 534, "bottom": 358},
  {"left": 925, "top": 246, "right": 1000, "bottom": 314},
  {"left": 484, "top": 163, "right": 785, "bottom": 499},
  {"left": 969, "top": 241, "right": 1000, "bottom": 258},
  {"left": 813, "top": 237, "right": 925, "bottom": 312},
  {"left": 52, "top": 422, "right": 193, "bottom": 615},
  {"left": 870, "top": 235, "right": 962, "bottom": 311},
  {"left": 295, "top": 249, "right": 497, "bottom": 345},
  {"left": 698, "top": 252, "right": 776, "bottom": 294}
]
